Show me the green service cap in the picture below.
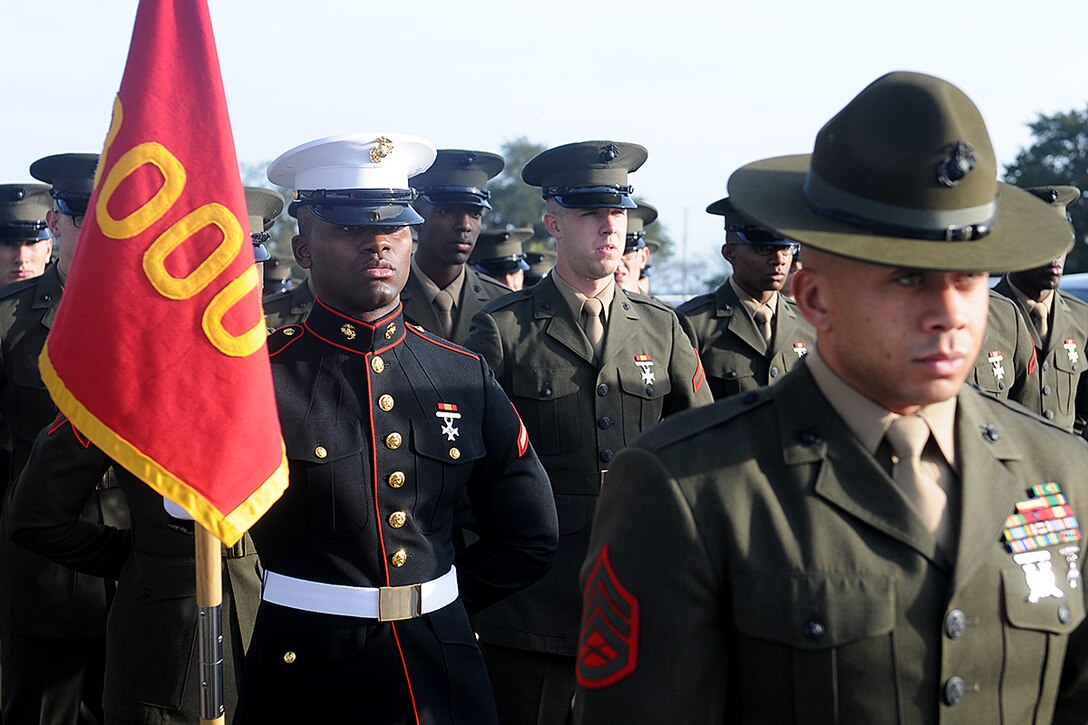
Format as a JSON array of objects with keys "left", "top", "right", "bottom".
[
  {"left": 411, "top": 149, "right": 504, "bottom": 209},
  {"left": 29, "top": 153, "right": 99, "bottom": 217},
  {"left": 471, "top": 227, "right": 532, "bottom": 272},
  {"left": 0, "top": 184, "right": 52, "bottom": 242},
  {"left": 522, "top": 140, "right": 647, "bottom": 209},
  {"left": 625, "top": 200, "right": 658, "bottom": 252}
]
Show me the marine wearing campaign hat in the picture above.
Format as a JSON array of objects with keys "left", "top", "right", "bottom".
[
  {"left": 677, "top": 196, "right": 815, "bottom": 399},
  {"left": 0, "top": 152, "right": 126, "bottom": 724},
  {"left": 993, "top": 184, "right": 1088, "bottom": 432},
  {"left": 401, "top": 149, "right": 511, "bottom": 343},
  {"left": 234, "top": 133, "right": 557, "bottom": 722},
  {"left": 576, "top": 72, "right": 1088, "bottom": 724},
  {"left": 471, "top": 227, "right": 532, "bottom": 290},
  {"left": 464, "top": 139, "right": 710, "bottom": 725},
  {"left": 0, "top": 184, "right": 53, "bottom": 284}
]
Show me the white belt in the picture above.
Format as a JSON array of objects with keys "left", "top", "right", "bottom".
[{"left": 262, "top": 567, "right": 459, "bottom": 622}]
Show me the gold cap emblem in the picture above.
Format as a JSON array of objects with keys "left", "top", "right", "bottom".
[
  {"left": 385, "top": 323, "right": 397, "bottom": 340},
  {"left": 340, "top": 323, "right": 357, "bottom": 340},
  {"left": 370, "top": 136, "right": 395, "bottom": 163}
]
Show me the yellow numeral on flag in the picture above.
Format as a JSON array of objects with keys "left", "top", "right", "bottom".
[
  {"left": 202, "top": 266, "right": 266, "bottom": 358},
  {"left": 96, "top": 142, "right": 185, "bottom": 239},
  {"left": 143, "top": 203, "right": 244, "bottom": 299}
]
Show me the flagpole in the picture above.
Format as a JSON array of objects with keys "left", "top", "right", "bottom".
[{"left": 195, "top": 524, "right": 225, "bottom": 725}]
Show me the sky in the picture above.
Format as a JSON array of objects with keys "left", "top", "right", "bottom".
[{"left": 5, "top": 1, "right": 1087, "bottom": 292}]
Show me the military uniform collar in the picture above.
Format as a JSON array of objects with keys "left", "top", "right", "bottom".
[
  {"left": 806, "top": 347, "right": 958, "bottom": 471},
  {"left": 410, "top": 256, "right": 466, "bottom": 310},
  {"left": 728, "top": 276, "right": 776, "bottom": 323},
  {"left": 302, "top": 297, "right": 406, "bottom": 354},
  {"left": 551, "top": 269, "right": 615, "bottom": 324}
]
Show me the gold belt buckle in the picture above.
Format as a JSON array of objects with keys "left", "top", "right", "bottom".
[{"left": 378, "top": 583, "right": 422, "bottom": 622}]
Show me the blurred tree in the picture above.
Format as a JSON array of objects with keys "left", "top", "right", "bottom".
[
  {"left": 486, "top": 137, "right": 549, "bottom": 248},
  {"left": 1003, "top": 107, "right": 1088, "bottom": 272}
]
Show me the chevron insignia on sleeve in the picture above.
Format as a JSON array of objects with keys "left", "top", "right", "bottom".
[
  {"left": 577, "top": 545, "right": 639, "bottom": 689},
  {"left": 692, "top": 348, "right": 706, "bottom": 393}
]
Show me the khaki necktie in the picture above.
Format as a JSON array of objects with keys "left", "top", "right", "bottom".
[
  {"left": 1027, "top": 299, "right": 1049, "bottom": 343},
  {"left": 885, "top": 414, "right": 951, "bottom": 550},
  {"left": 433, "top": 289, "right": 455, "bottom": 339},
  {"left": 752, "top": 306, "right": 773, "bottom": 345},
  {"left": 581, "top": 297, "right": 605, "bottom": 358}
]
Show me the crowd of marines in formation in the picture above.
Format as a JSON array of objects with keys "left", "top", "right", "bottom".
[{"left": 0, "top": 69, "right": 1088, "bottom": 724}]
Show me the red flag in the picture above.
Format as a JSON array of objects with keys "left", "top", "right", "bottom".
[{"left": 39, "top": 0, "right": 288, "bottom": 546}]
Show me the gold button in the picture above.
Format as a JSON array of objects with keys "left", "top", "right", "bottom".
[
  {"left": 314, "top": 446, "right": 328, "bottom": 459},
  {"left": 385, "top": 432, "right": 402, "bottom": 450},
  {"left": 283, "top": 651, "right": 297, "bottom": 664},
  {"left": 283, "top": 328, "right": 296, "bottom": 337},
  {"left": 387, "top": 471, "right": 406, "bottom": 488},
  {"left": 378, "top": 394, "right": 394, "bottom": 412},
  {"left": 391, "top": 549, "right": 407, "bottom": 567},
  {"left": 371, "top": 356, "right": 385, "bottom": 374},
  {"left": 388, "top": 511, "right": 407, "bottom": 528},
  {"left": 449, "top": 447, "right": 461, "bottom": 460}
]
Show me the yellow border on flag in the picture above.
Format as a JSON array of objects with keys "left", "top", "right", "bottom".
[{"left": 39, "top": 341, "right": 289, "bottom": 546}]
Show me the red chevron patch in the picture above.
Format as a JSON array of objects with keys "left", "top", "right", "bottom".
[{"left": 577, "top": 545, "right": 639, "bottom": 689}]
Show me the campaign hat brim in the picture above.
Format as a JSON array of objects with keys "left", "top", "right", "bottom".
[{"left": 728, "top": 154, "right": 1073, "bottom": 273}]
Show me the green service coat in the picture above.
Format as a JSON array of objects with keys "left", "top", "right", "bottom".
[
  {"left": 575, "top": 365, "right": 1088, "bottom": 724},
  {"left": 401, "top": 265, "right": 510, "bottom": 345},
  {"left": 262, "top": 277, "right": 314, "bottom": 330},
  {"left": 972, "top": 290, "right": 1042, "bottom": 411},
  {"left": 677, "top": 281, "right": 816, "bottom": 399},
  {"left": 464, "top": 276, "right": 712, "bottom": 655},
  {"left": 994, "top": 277, "right": 1088, "bottom": 433}
]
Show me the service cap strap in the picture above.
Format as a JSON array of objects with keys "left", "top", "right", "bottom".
[{"left": 804, "top": 170, "right": 997, "bottom": 242}]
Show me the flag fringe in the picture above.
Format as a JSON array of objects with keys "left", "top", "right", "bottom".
[{"left": 39, "top": 340, "right": 288, "bottom": 546}]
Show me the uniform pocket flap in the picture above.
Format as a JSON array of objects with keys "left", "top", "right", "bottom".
[
  {"left": 732, "top": 573, "right": 895, "bottom": 650},
  {"left": 704, "top": 348, "right": 756, "bottom": 380},
  {"left": 1053, "top": 346, "right": 1080, "bottom": 373},
  {"left": 617, "top": 366, "right": 673, "bottom": 399},
  {"left": 280, "top": 418, "right": 365, "bottom": 463},
  {"left": 1002, "top": 558, "right": 1086, "bottom": 634},
  {"left": 411, "top": 419, "right": 485, "bottom": 464},
  {"left": 512, "top": 366, "right": 580, "bottom": 401}
]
